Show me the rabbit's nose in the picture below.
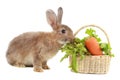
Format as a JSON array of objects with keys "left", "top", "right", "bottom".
[{"left": 67, "top": 37, "right": 74, "bottom": 43}]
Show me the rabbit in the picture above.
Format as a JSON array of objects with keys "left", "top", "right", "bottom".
[{"left": 6, "top": 7, "right": 74, "bottom": 72}]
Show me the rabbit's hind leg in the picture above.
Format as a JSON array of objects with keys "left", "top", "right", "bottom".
[
  {"left": 6, "top": 54, "right": 25, "bottom": 67},
  {"left": 13, "top": 62, "right": 26, "bottom": 67}
]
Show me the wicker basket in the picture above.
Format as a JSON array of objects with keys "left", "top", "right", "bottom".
[{"left": 69, "top": 24, "right": 112, "bottom": 74}]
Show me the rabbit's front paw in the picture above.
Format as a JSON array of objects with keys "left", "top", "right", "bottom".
[
  {"left": 42, "top": 65, "right": 50, "bottom": 69},
  {"left": 34, "top": 67, "right": 43, "bottom": 72}
]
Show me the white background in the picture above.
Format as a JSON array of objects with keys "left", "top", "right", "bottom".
[{"left": 0, "top": 0, "right": 120, "bottom": 80}]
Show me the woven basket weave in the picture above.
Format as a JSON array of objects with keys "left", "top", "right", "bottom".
[
  {"left": 70, "top": 25, "right": 111, "bottom": 74},
  {"left": 69, "top": 55, "right": 111, "bottom": 74}
]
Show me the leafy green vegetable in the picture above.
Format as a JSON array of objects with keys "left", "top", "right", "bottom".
[
  {"left": 85, "top": 28, "right": 101, "bottom": 42},
  {"left": 100, "top": 43, "right": 114, "bottom": 57},
  {"left": 71, "top": 53, "right": 78, "bottom": 72},
  {"left": 61, "top": 38, "right": 88, "bottom": 62},
  {"left": 60, "top": 38, "right": 88, "bottom": 72}
]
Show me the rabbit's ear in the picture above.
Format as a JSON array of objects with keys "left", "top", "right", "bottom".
[
  {"left": 57, "top": 7, "right": 63, "bottom": 24},
  {"left": 46, "top": 9, "right": 58, "bottom": 30}
]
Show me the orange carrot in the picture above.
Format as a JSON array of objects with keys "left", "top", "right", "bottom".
[{"left": 85, "top": 37, "right": 103, "bottom": 55}]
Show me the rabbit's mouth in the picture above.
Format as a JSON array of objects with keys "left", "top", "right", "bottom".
[{"left": 58, "top": 39, "right": 70, "bottom": 44}]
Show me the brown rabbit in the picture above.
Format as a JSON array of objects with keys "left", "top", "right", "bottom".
[{"left": 6, "top": 7, "right": 74, "bottom": 72}]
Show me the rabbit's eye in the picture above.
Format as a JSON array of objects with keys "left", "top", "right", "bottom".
[{"left": 61, "top": 29, "right": 66, "bottom": 34}]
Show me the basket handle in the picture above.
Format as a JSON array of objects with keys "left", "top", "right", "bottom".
[{"left": 74, "top": 24, "right": 110, "bottom": 44}]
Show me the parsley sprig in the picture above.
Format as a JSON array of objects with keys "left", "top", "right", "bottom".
[{"left": 61, "top": 38, "right": 88, "bottom": 72}]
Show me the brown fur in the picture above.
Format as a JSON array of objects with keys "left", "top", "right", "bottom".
[{"left": 6, "top": 7, "right": 74, "bottom": 72}]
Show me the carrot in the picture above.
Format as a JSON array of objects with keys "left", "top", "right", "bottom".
[{"left": 85, "top": 37, "right": 103, "bottom": 55}]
